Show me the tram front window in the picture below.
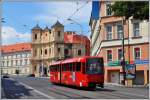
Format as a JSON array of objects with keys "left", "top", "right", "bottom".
[{"left": 86, "top": 58, "right": 103, "bottom": 74}]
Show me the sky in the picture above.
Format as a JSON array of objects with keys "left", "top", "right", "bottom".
[{"left": 1, "top": 0, "right": 92, "bottom": 45}]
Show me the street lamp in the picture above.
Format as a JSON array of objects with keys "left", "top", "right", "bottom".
[
  {"left": 67, "top": 18, "right": 86, "bottom": 56},
  {"left": 16, "top": 34, "right": 21, "bottom": 76},
  {"left": 121, "top": 18, "right": 126, "bottom": 85},
  {"left": 67, "top": 18, "right": 83, "bottom": 34},
  {"left": 0, "top": 18, "right": 6, "bottom": 75}
]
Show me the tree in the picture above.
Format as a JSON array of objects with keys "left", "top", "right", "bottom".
[{"left": 111, "top": 1, "right": 149, "bottom": 20}]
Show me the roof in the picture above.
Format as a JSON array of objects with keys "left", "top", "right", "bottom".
[
  {"left": 64, "top": 32, "right": 90, "bottom": 44},
  {"left": 1, "top": 43, "right": 31, "bottom": 53},
  {"left": 51, "top": 20, "right": 64, "bottom": 28},
  {"left": 32, "top": 24, "right": 41, "bottom": 30}
]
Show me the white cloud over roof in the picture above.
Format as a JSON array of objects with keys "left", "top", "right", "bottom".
[{"left": 2, "top": 26, "right": 31, "bottom": 45}]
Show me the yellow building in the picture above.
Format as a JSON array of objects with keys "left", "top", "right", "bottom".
[{"left": 31, "top": 21, "right": 90, "bottom": 77}]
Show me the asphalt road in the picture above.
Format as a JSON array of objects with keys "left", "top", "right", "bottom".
[{"left": 1, "top": 76, "right": 149, "bottom": 99}]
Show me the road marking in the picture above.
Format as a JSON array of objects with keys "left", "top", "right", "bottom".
[{"left": 18, "top": 82, "right": 55, "bottom": 99}]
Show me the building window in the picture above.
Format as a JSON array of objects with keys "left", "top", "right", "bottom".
[
  {"left": 7, "top": 61, "right": 9, "bottom": 66},
  {"left": 78, "top": 49, "right": 81, "bottom": 56},
  {"left": 107, "top": 50, "right": 112, "bottom": 61},
  {"left": 58, "top": 31, "right": 61, "bottom": 37},
  {"left": 27, "top": 59, "right": 30, "bottom": 65},
  {"left": 13, "top": 60, "right": 15, "bottom": 66},
  {"left": 49, "top": 48, "right": 51, "bottom": 54},
  {"left": 117, "top": 25, "right": 123, "bottom": 39},
  {"left": 58, "top": 48, "right": 60, "bottom": 53},
  {"left": 8, "top": 56, "right": 11, "bottom": 59},
  {"left": 20, "top": 60, "right": 22, "bottom": 66},
  {"left": 27, "top": 54, "right": 30, "bottom": 57},
  {"left": 34, "top": 66, "right": 36, "bottom": 71},
  {"left": 133, "top": 23, "right": 140, "bottom": 37},
  {"left": 34, "top": 50, "right": 37, "bottom": 56},
  {"left": 45, "top": 49, "right": 47, "bottom": 55},
  {"left": 17, "top": 54, "right": 21, "bottom": 58},
  {"left": 4, "top": 56, "right": 7, "bottom": 59},
  {"left": 2, "top": 61, "right": 4, "bottom": 66},
  {"left": 65, "top": 49, "right": 69, "bottom": 55},
  {"left": 4, "top": 61, "right": 7, "bottom": 66},
  {"left": 25, "top": 59, "right": 28, "bottom": 65},
  {"left": 13, "top": 55, "right": 16, "bottom": 58},
  {"left": 106, "top": 25, "right": 112, "bottom": 40},
  {"left": 16, "top": 60, "right": 17, "bottom": 66},
  {"left": 17, "top": 60, "right": 20, "bottom": 66},
  {"left": 118, "top": 49, "right": 123, "bottom": 60},
  {"left": 41, "top": 49, "right": 42, "bottom": 55},
  {"left": 22, "top": 54, "right": 26, "bottom": 58},
  {"left": 134, "top": 47, "right": 140, "bottom": 60},
  {"left": 11, "top": 60, "right": 13, "bottom": 66},
  {"left": 8, "top": 61, "right": 11, "bottom": 66},
  {"left": 106, "top": 3, "right": 112, "bottom": 16},
  {"left": 35, "top": 34, "right": 37, "bottom": 40}
]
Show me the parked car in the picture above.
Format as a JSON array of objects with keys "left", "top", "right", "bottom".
[
  {"left": 2, "top": 74, "right": 9, "bottom": 78},
  {"left": 27, "top": 74, "right": 35, "bottom": 77}
]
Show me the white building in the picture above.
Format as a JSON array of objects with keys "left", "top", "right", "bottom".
[{"left": 1, "top": 43, "right": 31, "bottom": 75}]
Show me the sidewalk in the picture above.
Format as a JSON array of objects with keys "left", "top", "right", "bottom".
[
  {"left": 104, "top": 83, "right": 149, "bottom": 88},
  {"left": 37, "top": 76, "right": 50, "bottom": 79}
]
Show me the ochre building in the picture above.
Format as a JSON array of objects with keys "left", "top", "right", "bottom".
[{"left": 31, "top": 21, "right": 90, "bottom": 77}]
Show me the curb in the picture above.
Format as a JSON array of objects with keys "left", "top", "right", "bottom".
[
  {"left": 36, "top": 77, "right": 50, "bottom": 79},
  {"left": 104, "top": 83, "right": 148, "bottom": 88}
]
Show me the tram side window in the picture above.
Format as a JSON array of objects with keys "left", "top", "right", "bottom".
[
  {"left": 54, "top": 65, "right": 57, "bottom": 72},
  {"left": 49, "top": 66, "right": 51, "bottom": 71},
  {"left": 51, "top": 66, "right": 53, "bottom": 72},
  {"left": 63, "top": 64, "right": 65, "bottom": 71},
  {"left": 53, "top": 66, "right": 55, "bottom": 72},
  {"left": 82, "top": 62, "right": 85, "bottom": 73},
  {"left": 66, "top": 64, "right": 69, "bottom": 71},
  {"left": 56, "top": 65, "right": 59, "bottom": 71},
  {"left": 73, "top": 63, "right": 76, "bottom": 71},
  {"left": 55, "top": 65, "right": 57, "bottom": 71},
  {"left": 69, "top": 63, "right": 73, "bottom": 71},
  {"left": 64, "top": 64, "right": 67, "bottom": 71},
  {"left": 50, "top": 66, "right": 53, "bottom": 72},
  {"left": 76, "top": 62, "right": 81, "bottom": 71}
]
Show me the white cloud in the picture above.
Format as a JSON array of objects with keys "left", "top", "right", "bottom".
[
  {"left": 2, "top": 26, "right": 31, "bottom": 45},
  {"left": 33, "top": 1, "right": 92, "bottom": 26}
]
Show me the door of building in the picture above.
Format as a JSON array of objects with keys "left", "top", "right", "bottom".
[
  {"left": 133, "top": 71, "right": 144, "bottom": 85},
  {"left": 110, "top": 71, "right": 120, "bottom": 83}
]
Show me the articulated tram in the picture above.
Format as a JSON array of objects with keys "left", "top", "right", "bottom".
[{"left": 49, "top": 56, "right": 104, "bottom": 89}]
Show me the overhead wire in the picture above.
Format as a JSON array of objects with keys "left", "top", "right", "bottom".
[{"left": 62, "top": 0, "right": 92, "bottom": 24}]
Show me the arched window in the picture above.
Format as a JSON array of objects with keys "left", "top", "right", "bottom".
[
  {"left": 45, "top": 49, "right": 47, "bottom": 55},
  {"left": 35, "top": 34, "right": 37, "bottom": 40},
  {"left": 58, "top": 31, "right": 61, "bottom": 37}
]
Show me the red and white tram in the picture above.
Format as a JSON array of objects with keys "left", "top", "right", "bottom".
[{"left": 49, "top": 56, "right": 104, "bottom": 89}]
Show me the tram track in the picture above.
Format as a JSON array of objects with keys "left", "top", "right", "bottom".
[
  {"left": 95, "top": 88, "right": 147, "bottom": 99},
  {"left": 49, "top": 85, "right": 93, "bottom": 99}
]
